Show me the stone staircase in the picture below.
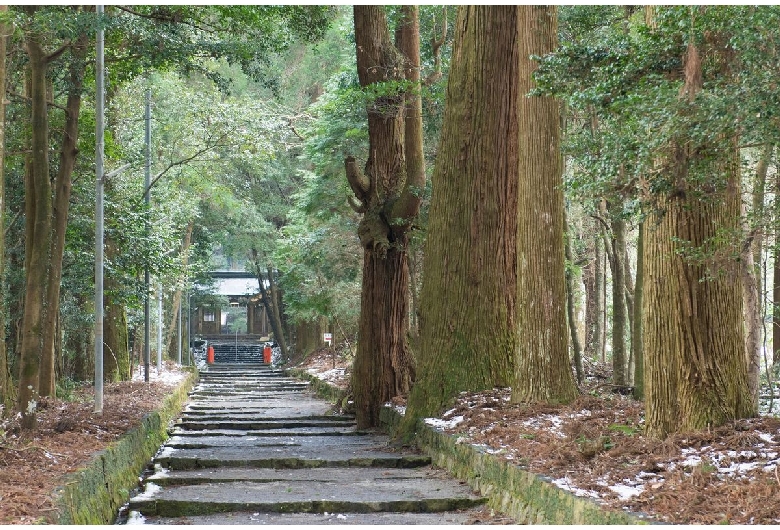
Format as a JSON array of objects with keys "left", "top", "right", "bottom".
[
  {"left": 122, "top": 363, "right": 491, "bottom": 524},
  {"left": 210, "top": 342, "right": 265, "bottom": 363}
]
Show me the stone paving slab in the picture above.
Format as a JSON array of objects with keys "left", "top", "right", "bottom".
[
  {"left": 164, "top": 434, "right": 387, "bottom": 450},
  {"left": 144, "top": 466, "right": 453, "bottom": 486},
  {"left": 138, "top": 510, "right": 482, "bottom": 525},
  {"left": 129, "top": 477, "right": 486, "bottom": 516},
  {"left": 169, "top": 427, "right": 365, "bottom": 437},
  {"left": 154, "top": 443, "right": 432, "bottom": 470}
]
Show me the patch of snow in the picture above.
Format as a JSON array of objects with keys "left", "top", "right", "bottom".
[
  {"left": 125, "top": 511, "right": 146, "bottom": 525},
  {"left": 552, "top": 477, "right": 600, "bottom": 499},
  {"left": 425, "top": 415, "right": 464, "bottom": 430},
  {"left": 608, "top": 482, "right": 645, "bottom": 500},
  {"left": 131, "top": 364, "right": 186, "bottom": 386},
  {"left": 132, "top": 482, "right": 162, "bottom": 501},
  {"left": 156, "top": 446, "right": 177, "bottom": 458}
]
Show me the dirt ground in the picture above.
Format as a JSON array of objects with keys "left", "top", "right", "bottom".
[
  {"left": 0, "top": 362, "right": 187, "bottom": 525},
  {"left": 1, "top": 352, "right": 778, "bottom": 525}
]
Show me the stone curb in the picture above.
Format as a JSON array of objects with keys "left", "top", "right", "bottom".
[
  {"left": 50, "top": 368, "right": 198, "bottom": 525},
  {"left": 285, "top": 367, "right": 349, "bottom": 408},
  {"left": 286, "top": 369, "right": 652, "bottom": 526}
]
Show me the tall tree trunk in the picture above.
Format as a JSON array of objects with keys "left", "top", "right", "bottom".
[
  {"left": 582, "top": 233, "right": 597, "bottom": 359},
  {"left": 644, "top": 42, "right": 753, "bottom": 438},
  {"left": 40, "top": 31, "right": 89, "bottom": 397},
  {"left": 594, "top": 231, "right": 606, "bottom": 361},
  {"left": 348, "top": 6, "right": 422, "bottom": 429},
  {"left": 609, "top": 210, "right": 628, "bottom": 386},
  {"left": 0, "top": 5, "right": 9, "bottom": 414},
  {"left": 18, "top": 29, "right": 53, "bottom": 428},
  {"left": 565, "top": 214, "right": 584, "bottom": 384},
  {"left": 267, "top": 266, "right": 288, "bottom": 353},
  {"left": 632, "top": 221, "right": 645, "bottom": 400},
  {"left": 404, "top": 6, "right": 519, "bottom": 428},
  {"left": 250, "top": 250, "right": 289, "bottom": 360},
  {"left": 164, "top": 221, "right": 193, "bottom": 359},
  {"left": 513, "top": 5, "right": 577, "bottom": 405},
  {"left": 103, "top": 236, "right": 130, "bottom": 381}
]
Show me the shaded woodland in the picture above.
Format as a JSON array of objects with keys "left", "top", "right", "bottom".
[{"left": 0, "top": 6, "right": 778, "bottom": 445}]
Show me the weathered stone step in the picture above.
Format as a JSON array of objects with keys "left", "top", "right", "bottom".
[
  {"left": 144, "top": 465, "right": 450, "bottom": 486},
  {"left": 163, "top": 434, "right": 385, "bottom": 451},
  {"left": 128, "top": 476, "right": 485, "bottom": 517},
  {"left": 175, "top": 419, "right": 355, "bottom": 431},
  {"left": 155, "top": 445, "right": 431, "bottom": 470},
  {"left": 169, "top": 427, "right": 366, "bottom": 437},
  {"left": 143, "top": 510, "right": 485, "bottom": 525}
]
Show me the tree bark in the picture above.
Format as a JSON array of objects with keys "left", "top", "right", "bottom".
[
  {"left": 565, "top": 214, "right": 584, "bottom": 384},
  {"left": 164, "top": 220, "right": 193, "bottom": 359},
  {"left": 609, "top": 209, "right": 627, "bottom": 386},
  {"left": 632, "top": 220, "right": 645, "bottom": 400},
  {"left": 103, "top": 236, "right": 130, "bottom": 381},
  {"left": 349, "top": 6, "right": 421, "bottom": 429},
  {"left": 0, "top": 5, "right": 9, "bottom": 413},
  {"left": 513, "top": 5, "right": 577, "bottom": 405},
  {"left": 40, "top": 30, "right": 89, "bottom": 396},
  {"left": 405, "top": 6, "right": 521, "bottom": 429},
  {"left": 18, "top": 27, "right": 53, "bottom": 428}
]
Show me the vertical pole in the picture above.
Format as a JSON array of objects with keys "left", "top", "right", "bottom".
[
  {"left": 94, "top": 4, "right": 105, "bottom": 413},
  {"left": 177, "top": 292, "right": 182, "bottom": 365},
  {"left": 187, "top": 289, "right": 192, "bottom": 365},
  {"left": 143, "top": 87, "right": 151, "bottom": 382},
  {"left": 157, "top": 283, "right": 163, "bottom": 370}
]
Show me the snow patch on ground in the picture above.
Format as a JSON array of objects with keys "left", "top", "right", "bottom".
[
  {"left": 425, "top": 415, "right": 465, "bottom": 430},
  {"left": 125, "top": 511, "right": 146, "bottom": 525},
  {"left": 131, "top": 363, "right": 186, "bottom": 386}
]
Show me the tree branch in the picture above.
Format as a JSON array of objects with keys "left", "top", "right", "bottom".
[
  {"left": 141, "top": 135, "right": 229, "bottom": 197},
  {"left": 344, "top": 156, "right": 370, "bottom": 201},
  {"left": 347, "top": 195, "right": 367, "bottom": 214}
]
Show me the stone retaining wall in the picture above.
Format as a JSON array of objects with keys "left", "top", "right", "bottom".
[{"left": 51, "top": 369, "right": 197, "bottom": 524}]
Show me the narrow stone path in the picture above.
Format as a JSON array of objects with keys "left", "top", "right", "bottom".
[{"left": 123, "top": 363, "right": 490, "bottom": 525}]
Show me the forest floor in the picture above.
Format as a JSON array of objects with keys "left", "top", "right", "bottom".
[
  {"left": 0, "top": 362, "right": 187, "bottom": 525},
  {"left": 298, "top": 349, "right": 780, "bottom": 526},
  {"left": 1, "top": 352, "right": 778, "bottom": 525}
]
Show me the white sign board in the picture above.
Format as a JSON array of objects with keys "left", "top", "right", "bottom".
[{"left": 324, "top": 332, "right": 333, "bottom": 344}]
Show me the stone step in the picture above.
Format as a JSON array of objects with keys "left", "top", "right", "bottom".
[
  {"left": 121, "top": 362, "right": 490, "bottom": 525},
  {"left": 129, "top": 474, "right": 485, "bottom": 517},
  {"left": 154, "top": 445, "right": 432, "bottom": 470}
]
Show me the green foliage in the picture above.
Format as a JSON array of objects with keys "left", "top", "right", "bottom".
[{"left": 538, "top": 6, "right": 780, "bottom": 213}]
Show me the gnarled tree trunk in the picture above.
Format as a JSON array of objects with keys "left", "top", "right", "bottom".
[{"left": 348, "top": 6, "right": 423, "bottom": 428}]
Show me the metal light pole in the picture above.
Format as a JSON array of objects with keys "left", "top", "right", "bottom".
[
  {"left": 143, "top": 87, "right": 151, "bottom": 382},
  {"left": 94, "top": 4, "right": 105, "bottom": 414},
  {"left": 177, "top": 293, "right": 182, "bottom": 365}
]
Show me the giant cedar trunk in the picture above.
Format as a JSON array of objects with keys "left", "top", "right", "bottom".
[
  {"left": 644, "top": 183, "right": 754, "bottom": 438},
  {"left": 404, "top": 6, "right": 519, "bottom": 426},
  {"left": 513, "top": 5, "right": 577, "bottom": 405},
  {"left": 18, "top": 31, "right": 53, "bottom": 428},
  {"left": 644, "top": 41, "right": 754, "bottom": 439},
  {"left": 348, "top": 6, "right": 421, "bottom": 429}
]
